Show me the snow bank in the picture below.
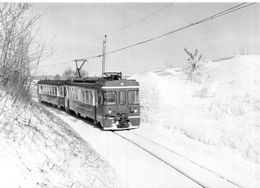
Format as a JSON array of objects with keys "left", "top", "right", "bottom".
[
  {"left": 0, "top": 92, "right": 120, "bottom": 188},
  {"left": 133, "top": 55, "right": 260, "bottom": 164}
]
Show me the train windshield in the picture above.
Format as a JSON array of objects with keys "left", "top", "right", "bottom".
[
  {"left": 119, "top": 91, "right": 126, "bottom": 105},
  {"left": 103, "top": 91, "right": 117, "bottom": 105},
  {"left": 128, "top": 90, "right": 139, "bottom": 104}
]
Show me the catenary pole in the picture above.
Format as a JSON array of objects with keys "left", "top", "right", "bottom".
[{"left": 102, "top": 35, "right": 107, "bottom": 75}]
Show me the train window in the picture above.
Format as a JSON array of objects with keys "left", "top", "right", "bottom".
[
  {"left": 98, "top": 93, "right": 102, "bottom": 105},
  {"left": 70, "top": 88, "right": 72, "bottom": 99},
  {"left": 59, "top": 87, "right": 63, "bottom": 96},
  {"left": 81, "top": 90, "right": 85, "bottom": 102},
  {"left": 103, "top": 91, "right": 116, "bottom": 105},
  {"left": 89, "top": 91, "right": 93, "bottom": 105},
  {"left": 85, "top": 90, "right": 89, "bottom": 103},
  {"left": 75, "top": 89, "right": 78, "bottom": 100},
  {"left": 119, "top": 91, "right": 126, "bottom": 105},
  {"left": 128, "top": 90, "right": 139, "bottom": 104}
]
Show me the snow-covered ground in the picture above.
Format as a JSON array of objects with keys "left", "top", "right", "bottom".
[
  {"left": 1, "top": 55, "right": 259, "bottom": 188},
  {"left": 131, "top": 55, "right": 260, "bottom": 185},
  {"left": 0, "top": 92, "right": 120, "bottom": 188},
  {"left": 46, "top": 106, "right": 203, "bottom": 188},
  {"left": 40, "top": 55, "right": 260, "bottom": 188}
]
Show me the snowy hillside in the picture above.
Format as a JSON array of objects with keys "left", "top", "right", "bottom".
[
  {"left": 132, "top": 55, "right": 260, "bottom": 178},
  {"left": 0, "top": 93, "right": 120, "bottom": 188}
]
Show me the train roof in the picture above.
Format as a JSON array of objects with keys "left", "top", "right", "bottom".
[
  {"left": 37, "top": 80, "right": 67, "bottom": 86},
  {"left": 66, "top": 77, "right": 139, "bottom": 88},
  {"left": 37, "top": 72, "right": 139, "bottom": 88}
]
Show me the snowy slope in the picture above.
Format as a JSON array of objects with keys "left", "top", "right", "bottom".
[
  {"left": 0, "top": 92, "right": 120, "bottom": 188},
  {"left": 132, "top": 55, "right": 260, "bottom": 180}
]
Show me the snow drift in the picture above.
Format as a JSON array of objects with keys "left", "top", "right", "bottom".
[
  {"left": 134, "top": 55, "right": 260, "bottom": 164},
  {"left": 0, "top": 93, "right": 120, "bottom": 188}
]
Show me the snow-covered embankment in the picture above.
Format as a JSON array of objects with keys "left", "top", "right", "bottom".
[
  {"left": 0, "top": 93, "right": 120, "bottom": 188},
  {"left": 133, "top": 55, "right": 260, "bottom": 181}
]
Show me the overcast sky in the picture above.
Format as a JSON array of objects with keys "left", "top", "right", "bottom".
[{"left": 33, "top": 3, "right": 260, "bottom": 76}]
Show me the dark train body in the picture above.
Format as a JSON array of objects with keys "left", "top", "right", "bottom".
[{"left": 37, "top": 73, "right": 140, "bottom": 130}]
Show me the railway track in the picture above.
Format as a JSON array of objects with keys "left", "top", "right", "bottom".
[
  {"left": 130, "top": 131, "right": 241, "bottom": 187},
  {"left": 113, "top": 130, "right": 241, "bottom": 188},
  {"left": 41, "top": 102, "right": 243, "bottom": 188},
  {"left": 113, "top": 131, "right": 208, "bottom": 188}
]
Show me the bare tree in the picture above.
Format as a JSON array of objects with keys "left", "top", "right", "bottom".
[
  {"left": 0, "top": 3, "right": 47, "bottom": 102},
  {"left": 54, "top": 74, "right": 61, "bottom": 80},
  {"left": 62, "top": 67, "right": 74, "bottom": 79},
  {"left": 79, "top": 69, "right": 88, "bottom": 77},
  {"left": 184, "top": 48, "right": 202, "bottom": 80},
  {"left": 62, "top": 67, "right": 88, "bottom": 79}
]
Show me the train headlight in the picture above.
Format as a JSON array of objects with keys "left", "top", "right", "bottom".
[
  {"left": 108, "top": 109, "right": 112, "bottom": 114},
  {"left": 134, "top": 108, "right": 138, "bottom": 113}
]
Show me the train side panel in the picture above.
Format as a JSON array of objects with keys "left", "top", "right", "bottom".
[
  {"left": 65, "top": 86, "right": 96, "bottom": 120},
  {"left": 38, "top": 81, "right": 66, "bottom": 108}
]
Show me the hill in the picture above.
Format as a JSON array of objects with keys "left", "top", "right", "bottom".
[{"left": 133, "top": 55, "right": 260, "bottom": 169}]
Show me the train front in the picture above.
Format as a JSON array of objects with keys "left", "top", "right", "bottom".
[{"left": 98, "top": 78, "right": 140, "bottom": 130}]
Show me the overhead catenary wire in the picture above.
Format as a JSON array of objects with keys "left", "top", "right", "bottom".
[
  {"left": 40, "top": 2, "right": 256, "bottom": 68},
  {"left": 39, "top": 3, "right": 173, "bottom": 67},
  {"left": 39, "top": 3, "right": 171, "bottom": 62},
  {"left": 108, "top": 3, "right": 173, "bottom": 37},
  {"left": 59, "top": 3, "right": 173, "bottom": 51},
  {"left": 106, "top": 3, "right": 256, "bottom": 55},
  {"left": 194, "top": 2, "right": 247, "bottom": 24},
  {"left": 74, "top": 2, "right": 256, "bottom": 62}
]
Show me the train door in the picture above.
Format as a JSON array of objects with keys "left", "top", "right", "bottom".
[
  {"left": 37, "top": 85, "right": 41, "bottom": 101},
  {"left": 64, "top": 86, "right": 70, "bottom": 112},
  {"left": 118, "top": 90, "right": 128, "bottom": 113},
  {"left": 93, "top": 89, "right": 98, "bottom": 124},
  {"left": 95, "top": 89, "right": 104, "bottom": 125}
]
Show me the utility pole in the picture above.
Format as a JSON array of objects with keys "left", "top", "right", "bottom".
[
  {"left": 75, "top": 60, "right": 81, "bottom": 77},
  {"left": 102, "top": 35, "right": 107, "bottom": 75}
]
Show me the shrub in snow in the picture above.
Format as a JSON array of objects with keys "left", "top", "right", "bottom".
[{"left": 184, "top": 48, "right": 202, "bottom": 81}]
